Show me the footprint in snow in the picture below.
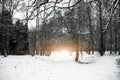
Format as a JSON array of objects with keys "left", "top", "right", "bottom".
[{"left": 14, "top": 66, "right": 17, "bottom": 68}]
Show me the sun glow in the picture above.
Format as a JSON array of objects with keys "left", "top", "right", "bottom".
[{"left": 60, "top": 49, "right": 70, "bottom": 54}]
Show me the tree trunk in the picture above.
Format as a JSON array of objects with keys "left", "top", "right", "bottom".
[
  {"left": 26, "top": 0, "right": 29, "bottom": 55},
  {"left": 75, "top": 37, "right": 79, "bottom": 62},
  {"left": 99, "top": 1, "right": 104, "bottom": 56},
  {"left": 119, "top": 0, "right": 120, "bottom": 55},
  {"left": 87, "top": 6, "right": 94, "bottom": 54},
  {"left": 75, "top": 42, "right": 79, "bottom": 62},
  {"left": 114, "top": 21, "right": 118, "bottom": 54},
  {"left": 109, "top": 19, "right": 113, "bottom": 54},
  {"left": 2, "top": 0, "right": 7, "bottom": 57}
]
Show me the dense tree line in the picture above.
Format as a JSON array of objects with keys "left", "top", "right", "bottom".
[
  {"left": 0, "top": 0, "right": 120, "bottom": 62},
  {"left": 29, "top": 0, "right": 120, "bottom": 62}
]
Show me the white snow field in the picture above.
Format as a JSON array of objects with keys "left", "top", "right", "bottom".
[{"left": 0, "top": 52, "right": 120, "bottom": 80}]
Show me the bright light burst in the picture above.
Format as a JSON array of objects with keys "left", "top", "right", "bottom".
[{"left": 60, "top": 49, "right": 70, "bottom": 54}]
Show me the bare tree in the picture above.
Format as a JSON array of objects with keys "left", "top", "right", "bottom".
[
  {"left": 119, "top": 0, "right": 120, "bottom": 55},
  {"left": 87, "top": 2, "right": 94, "bottom": 54}
]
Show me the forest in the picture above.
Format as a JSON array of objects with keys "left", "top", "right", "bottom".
[
  {"left": 0, "top": 0, "right": 120, "bottom": 62},
  {"left": 0, "top": 0, "right": 120, "bottom": 80}
]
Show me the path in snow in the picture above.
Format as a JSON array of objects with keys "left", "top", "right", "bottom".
[{"left": 0, "top": 53, "right": 120, "bottom": 80}]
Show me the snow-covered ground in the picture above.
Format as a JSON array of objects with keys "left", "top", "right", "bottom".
[{"left": 0, "top": 52, "right": 120, "bottom": 80}]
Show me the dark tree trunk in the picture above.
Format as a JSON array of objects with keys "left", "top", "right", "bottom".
[
  {"left": 2, "top": 0, "right": 7, "bottom": 57},
  {"left": 110, "top": 19, "right": 113, "bottom": 54},
  {"left": 99, "top": 1, "right": 104, "bottom": 56},
  {"left": 119, "top": 0, "right": 120, "bottom": 55},
  {"left": 72, "top": 33, "right": 79, "bottom": 62},
  {"left": 26, "top": 0, "right": 29, "bottom": 55},
  {"left": 75, "top": 41, "right": 79, "bottom": 62},
  {"left": 114, "top": 21, "right": 118, "bottom": 54}
]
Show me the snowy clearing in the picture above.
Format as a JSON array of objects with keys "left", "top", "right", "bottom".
[{"left": 0, "top": 52, "right": 120, "bottom": 80}]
